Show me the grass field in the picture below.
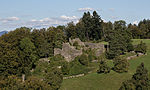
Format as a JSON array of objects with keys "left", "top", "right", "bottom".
[{"left": 60, "top": 39, "right": 150, "bottom": 90}]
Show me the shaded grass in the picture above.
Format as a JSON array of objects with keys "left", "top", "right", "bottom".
[{"left": 60, "top": 39, "right": 150, "bottom": 90}]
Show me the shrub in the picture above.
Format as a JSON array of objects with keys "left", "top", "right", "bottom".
[
  {"left": 73, "top": 41, "right": 81, "bottom": 50},
  {"left": 24, "top": 76, "right": 51, "bottom": 90},
  {"left": 134, "top": 41, "right": 147, "bottom": 54},
  {"left": 69, "top": 60, "right": 89, "bottom": 75},
  {"left": 45, "top": 68, "right": 63, "bottom": 90},
  {"left": 50, "top": 54, "right": 64, "bottom": 61},
  {"left": 113, "top": 57, "right": 129, "bottom": 73},
  {"left": 61, "top": 62, "right": 70, "bottom": 75},
  {"left": 0, "top": 75, "right": 24, "bottom": 89},
  {"left": 97, "top": 60, "right": 111, "bottom": 74},
  {"left": 78, "top": 54, "right": 89, "bottom": 66},
  {"left": 73, "top": 41, "right": 79, "bottom": 46},
  {"left": 83, "top": 48, "right": 97, "bottom": 62}
]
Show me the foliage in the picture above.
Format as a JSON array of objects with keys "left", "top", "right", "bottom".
[
  {"left": 32, "top": 61, "right": 50, "bottom": 77},
  {"left": 83, "top": 48, "right": 97, "bottom": 62},
  {"left": 78, "top": 54, "right": 89, "bottom": 66},
  {"left": 113, "top": 57, "right": 129, "bottom": 73},
  {"left": 0, "top": 75, "right": 23, "bottom": 90},
  {"left": 66, "top": 11, "right": 103, "bottom": 41},
  {"left": 120, "top": 63, "right": 150, "bottom": 90},
  {"left": 73, "top": 41, "right": 81, "bottom": 50},
  {"left": 61, "top": 62, "right": 70, "bottom": 75},
  {"left": 19, "top": 37, "right": 37, "bottom": 75},
  {"left": 50, "top": 54, "right": 65, "bottom": 61},
  {"left": 106, "top": 20, "right": 133, "bottom": 59},
  {"left": 69, "top": 60, "right": 88, "bottom": 75},
  {"left": 24, "top": 76, "right": 52, "bottom": 90},
  {"left": 128, "top": 19, "right": 150, "bottom": 39},
  {"left": 135, "top": 41, "right": 147, "bottom": 54},
  {"left": 97, "top": 60, "right": 111, "bottom": 74},
  {"left": 119, "top": 80, "right": 135, "bottom": 90},
  {"left": 0, "top": 27, "right": 33, "bottom": 76},
  {"left": 45, "top": 68, "right": 63, "bottom": 90},
  {"left": 65, "top": 22, "right": 77, "bottom": 40}
]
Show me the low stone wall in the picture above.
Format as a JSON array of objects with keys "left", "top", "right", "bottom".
[
  {"left": 63, "top": 74, "right": 85, "bottom": 79},
  {"left": 126, "top": 53, "right": 145, "bottom": 60}
]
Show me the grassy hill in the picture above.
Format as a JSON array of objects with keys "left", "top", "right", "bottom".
[{"left": 60, "top": 39, "right": 150, "bottom": 90}]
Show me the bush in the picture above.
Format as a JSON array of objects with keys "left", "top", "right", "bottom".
[
  {"left": 105, "top": 50, "right": 117, "bottom": 59},
  {"left": 24, "top": 76, "right": 51, "bottom": 90},
  {"left": 83, "top": 48, "right": 97, "bottom": 62},
  {"left": 127, "top": 43, "right": 134, "bottom": 52},
  {"left": 69, "top": 60, "right": 89, "bottom": 75},
  {"left": 50, "top": 54, "right": 64, "bottom": 61},
  {"left": 73, "top": 41, "right": 81, "bottom": 50},
  {"left": 97, "top": 60, "right": 111, "bottom": 74},
  {"left": 61, "top": 62, "right": 70, "bottom": 75},
  {"left": 78, "top": 54, "right": 89, "bottom": 66},
  {"left": 45, "top": 68, "right": 63, "bottom": 90},
  {"left": 113, "top": 57, "right": 129, "bottom": 73},
  {"left": 0, "top": 75, "right": 24, "bottom": 89},
  {"left": 134, "top": 41, "right": 147, "bottom": 54}
]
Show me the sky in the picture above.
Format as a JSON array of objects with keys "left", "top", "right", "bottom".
[{"left": 0, "top": 0, "right": 150, "bottom": 31}]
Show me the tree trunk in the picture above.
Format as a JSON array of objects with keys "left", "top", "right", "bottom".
[{"left": 22, "top": 74, "right": 25, "bottom": 82}]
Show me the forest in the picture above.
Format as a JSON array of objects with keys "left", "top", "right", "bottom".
[{"left": 0, "top": 11, "right": 150, "bottom": 90}]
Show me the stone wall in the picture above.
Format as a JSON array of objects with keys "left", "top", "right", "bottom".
[
  {"left": 54, "top": 43, "right": 82, "bottom": 62},
  {"left": 84, "top": 42, "right": 105, "bottom": 56},
  {"left": 54, "top": 38, "right": 105, "bottom": 62}
]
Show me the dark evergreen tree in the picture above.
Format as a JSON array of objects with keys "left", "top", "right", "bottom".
[
  {"left": 91, "top": 11, "right": 103, "bottom": 40},
  {"left": 81, "top": 11, "right": 93, "bottom": 41},
  {"left": 132, "top": 63, "right": 150, "bottom": 90},
  {"left": 106, "top": 20, "right": 133, "bottom": 59}
]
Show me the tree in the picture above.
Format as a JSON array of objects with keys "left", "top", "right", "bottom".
[
  {"left": 91, "top": 11, "right": 103, "bottom": 40},
  {"left": 106, "top": 20, "right": 133, "bottom": 59},
  {"left": 76, "top": 20, "right": 87, "bottom": 41},
  {"left": 114, "top": 20, "right": 126, "bottom": 30},
  {"left": 31, "top": 29, "right": 52, "bottom": 58},
  {"left": 0, "top": 27, "right": 33, "bottom": 76},
  {"left": 102, "top": 21, "right": 113, "bottom": 41},
  {"left": 113, "top": 57, "right": 129, "bottom": 73},
  {"left": 97, "top": 60, "right": 110, "bottom": 74},
  {"left": 106, "top": 30, "right": 126, "bottom": 59},
  {"left": 19, "top": 37, "right": 37, "bottom": 75},
  {"left": 132, "top": 63, "right": 150, "bottom": 90},
  {"left": 128, "top": 24, "right": 141, "bottom": 39},
  {"left": 120, "top": 63, "right": 150, "bottom": 90},
  {"left": 81, "top": 11, "right": 93, "bottom": 41},
  {"left": 65, "top": 22, "right": 77, "bottom": 40}
]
